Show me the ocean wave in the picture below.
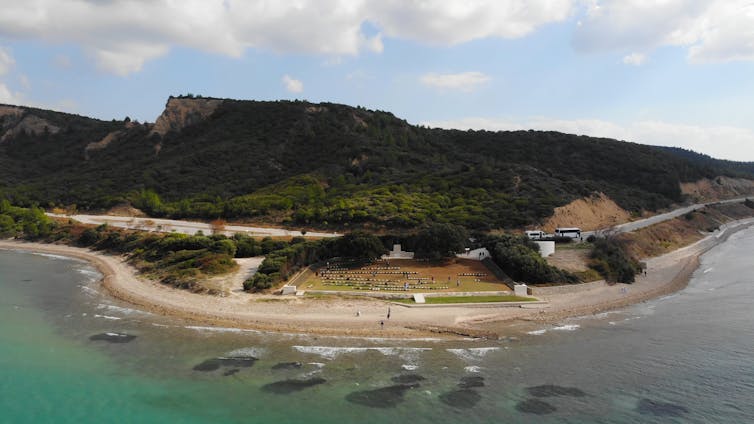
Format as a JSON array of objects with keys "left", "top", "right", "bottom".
[
  {"left": 464, "top": 366, "right": 482, "bottom": 373},
  {"left": 401, "top": 364, "right": 418, "bottom": 371},
  {"left": 93, "top": 314, "right": 121, "bottom": 320},
  {"left": 526, "top": 329, "right": 547, "bottom": 335},
  {"left": 551, "top": 324, "right": 580, "bottom": 331},
  {"left": 96, "top": 304, "right": 148, "bottom": 316},
  {"left": 184, "top": 325, "right": 260, "bottom": 334},
  {"left": 291, "top": 346, "right": 431, "bottom": 360},
  {"left": 224, "top": 347, "right": 266, "bottom": 358},
  {"left": 29, "top": 252, "right": 72, "bottom": 261},
  {"left": 446, "top": 347, "right": 500, "bottom": 362},
  {"left": 79, "top": 285, "right": 100, "bottom": 297}
]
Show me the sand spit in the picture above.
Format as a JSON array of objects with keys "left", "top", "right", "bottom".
[{"left": 1, "top": 218, "right": 752, "bottom": 339}]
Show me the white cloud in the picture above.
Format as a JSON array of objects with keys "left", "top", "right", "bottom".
[
  {"left": 622, "top": 52, "right": 646, "bottom": 66},
  {"left": 424, "top": 116, "right": 754, "bottom": 161},
  {"left": 420, "top": 71, "right": 491, "bottom": 91},
  {"left": 0, "top": 83, "right": 21, "bottom": 104},
  {"left": 0, "top": 1, "right": 575, "bottom": 76},
  {"left": 0, "top": 47, "right": 14, "bottom": 76},
  {"left": 575, "top": 1, "right": 754, "bottom": 64},
  {"left": 282, "top": 75, "right": 304, "bottom": 93}
]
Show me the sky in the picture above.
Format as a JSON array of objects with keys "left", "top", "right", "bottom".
[{"left": 0, "top": 0, "right": 753, "bottom": 161}]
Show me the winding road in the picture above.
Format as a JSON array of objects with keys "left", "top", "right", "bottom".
[{"left": 46, "top": 213, "right": 341, "bottom": 238}]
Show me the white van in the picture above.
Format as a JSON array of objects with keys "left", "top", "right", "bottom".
[
  {"left": 554, "top": 227, "right": 582, "bottom": 239},
  {"left": 525, "top": 230, "right": 546, "bottom": 240}
]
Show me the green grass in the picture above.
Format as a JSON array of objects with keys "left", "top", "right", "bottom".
[{"left": 393, "top": 295, "right": 537, "bottom": 304}]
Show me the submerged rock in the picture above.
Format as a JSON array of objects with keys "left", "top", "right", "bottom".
[
  {"left": 89, "top": 332, "right": 136, "bottom": 344},
  {"left": 439, "top": 389, "right": 482, "bottom": 409},
  {"left": 516, "top": 398, "right": 557, "bottom": 415},
  {"left": 458, "top": 376, "right": 485, "bottom": 389},
  {"left": 345, "top": 384, "right": 420, "bottom": 408},
  {"left": 223, "top": 369, "right": 240, "bottom": 377},
  {"left": 526, "top": 385, "right": 586, "bottom": 398},
  {"left": 390, "top": 374, "right": 426, "bottom": 384},
  {"left": 261, "top": 378, "right": 327, "bottom": 394},
  {"left": 637, "top": 398, "right": 689, "bottom": 417},
  {"left": 193, "top": 356, "right": 257, "bottom": 372},
  {"left": 272, "top": 362, "right": 303, "bottom": 370}
]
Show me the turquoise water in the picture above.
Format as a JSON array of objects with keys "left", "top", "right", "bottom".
[{"left": 2, "top": 229, "right": 754, "bottom": 423}]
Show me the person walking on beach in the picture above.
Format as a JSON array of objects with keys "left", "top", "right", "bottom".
[
  {"left": 387, "top": 307, "right": 391, "bottom": 319},
  {"left": 380, "top": 320, "right": 384, "bottom": 329}
]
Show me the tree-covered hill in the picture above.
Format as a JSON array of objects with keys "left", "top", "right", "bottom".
[{"left": 1, "top": 97, "right": 752, "bottom": 231}]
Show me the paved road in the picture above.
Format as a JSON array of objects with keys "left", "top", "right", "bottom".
[
  {"left": 583, "top": 196, "right": 750, "bottom": 238},
  {"left": 47, "top": 213, "right": 342, "bottom": 238}
]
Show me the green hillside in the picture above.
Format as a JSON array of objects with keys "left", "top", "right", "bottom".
[{"left": 1, "top": 97, "right": 752, "bottom": 230}]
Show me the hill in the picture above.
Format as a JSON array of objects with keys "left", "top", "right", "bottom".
[{"left": 1, "top": 96, "right": 753, "bottom": 231}]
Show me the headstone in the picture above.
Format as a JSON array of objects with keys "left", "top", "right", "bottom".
[
  {"left": 514, "top": 284, "right": 528, "bottom": 297},
  {"left": 413, "top": 293, "right": 426, "bottom": 304}
]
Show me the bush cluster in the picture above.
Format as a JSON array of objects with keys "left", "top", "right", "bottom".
[{"left": 588, "top": 237, "right": 642, "bottom": 283}]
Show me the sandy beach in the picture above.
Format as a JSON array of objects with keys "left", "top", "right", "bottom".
[{"left": 2, "top": 218, "right": 753, "bottom": 339}]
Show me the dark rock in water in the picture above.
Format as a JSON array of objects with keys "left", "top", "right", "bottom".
[
  {"left": 637, "top": 398, "right": 689, "bottom": 417},
  {"left": 89, "top": 332, "right": 136, "bottom": 344},
  {"left": 345, "top": 384, "right": 420, "bottom": 408},
  {"left": 223, "top": 369, "right": 240, "bottom": 377},
  {"left": 390, "top": 374, "right": 426, "bottom": 384},
  {"left": 527, "top": 384, "right": 586, "bottom": 398},
  {"left": 218, "top": 357, "right": 257, "bottom": 368},
  {"left": 439, "top": 389, "right": 482, "bottom": 409},
  {"left": 193, "top": 359, "right": 222, "bottom": 372},
  {"left": 193, "top": 356, "right": 257, "bottom": 372},
  {"left": 272, "top": 362, "right": 303, "bottom": 370},
  {"left": 458, "top": 376, "right": 485, "bottom": 389},
  {"left": 516, "top": 398, "right": 557, "bottom": 415},
  {"left": 261, "top": 378, "right": 327, "bottom": 394}
]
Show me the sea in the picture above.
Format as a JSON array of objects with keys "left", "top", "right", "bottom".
[{"left": 1, "top": 227, "right": 754, "bottom": 423}]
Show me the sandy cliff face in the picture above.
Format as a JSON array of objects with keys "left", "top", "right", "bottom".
[
  {"left": 541, "top": 193, "right": 632, "bottom": 232},
  {"left": 681, "top": 177, "right": 754, "bottom": 202},
  {"left": 150, "top": 97, "right": 222, "bottom": 137}
]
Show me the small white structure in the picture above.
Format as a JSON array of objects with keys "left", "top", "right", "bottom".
[
  {"left": 382, "top": 244, "right": 415, "bottom": 260},
  {"left": 514, "top": 284, "right": 529, "bottom": 297},
  {"left": 534, "top": 241, "right": 555, "bottom": 257},
  {"left": 413, "top": 293, "right": 426, "bottom": 304},
  {"left": 456, "top": 247, "right": 490, "bottom": 261},
  {"left": 280, "top": 285, "right": 297, "bottom": 295}
]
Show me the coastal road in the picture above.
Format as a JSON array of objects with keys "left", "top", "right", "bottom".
[
  {"left": 47, "top": 213, "right": 342, "bottom": 239},
  {"left": 584, "top": 196, "right": 750, "bottom": 238}
]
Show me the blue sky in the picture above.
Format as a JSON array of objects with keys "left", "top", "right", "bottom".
[{"left": 1, "top": 1, "right": 753, "bottom": 160}]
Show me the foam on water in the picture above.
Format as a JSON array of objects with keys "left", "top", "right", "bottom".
[
  {"left": 401, "top": 364, "right": 418, "bottom": 371},
  {"left": 291, "top": 346, "right": 431, "bottom": 360},
  {"left": 224, "top": 347, "right": 266, "bottom": 358},
  {"left": 93, "top": 314, "right": 121, "bottom": 320},
  {"left": 527, "top": 329, "right": 547, "bottom": 335},
  {"left": 29, "top": 252, "right": 73, "bottom": 261},
  {"left": 185, "top": 325, "right": 260, "bottom": 334},
  {"left": 446, "top": 347, "right": 500, "bottom": 362},
  {"left": 464, "top": 366, "right": 482, "bottom": 373},
  {"left": 551, "top": 324, "right": 580, "bottom": 331},
  {"left": 96, "top": 304, "right": 147, "bottom": 316}
]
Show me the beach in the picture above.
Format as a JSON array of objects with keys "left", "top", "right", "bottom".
[{"left": 2, "top": 217, "right": 753, "bottom": 339}]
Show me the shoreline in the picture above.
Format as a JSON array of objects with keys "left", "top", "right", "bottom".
[{"left": 2, "top": 218, "right": 753, "bottom": 339}]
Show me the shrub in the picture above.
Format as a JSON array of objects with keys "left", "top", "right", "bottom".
[{"left": 589, "top": 237, "right": 641, "bottom": 283}]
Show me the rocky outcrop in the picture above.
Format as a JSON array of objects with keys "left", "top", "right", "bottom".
[
  {"left": 0, "top": 112, "right": 60, "bottom": 142},
  {"left": 149, "top": 97, "right": 222, "bottom": 137},
  {"left": 85, "top": 130, "right": 122, "bottom": 159},
  {"left": 681, "top": 177, "right": 754, "bottom": 202}
]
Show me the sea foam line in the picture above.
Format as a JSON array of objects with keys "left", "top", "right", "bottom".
[{"left": 292, "top": 346, "right": 432, "bottom": 360}]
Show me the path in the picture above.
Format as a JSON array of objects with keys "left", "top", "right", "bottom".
[{"left": 47, "top": 213, "right": 341, "bottom": 238}]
